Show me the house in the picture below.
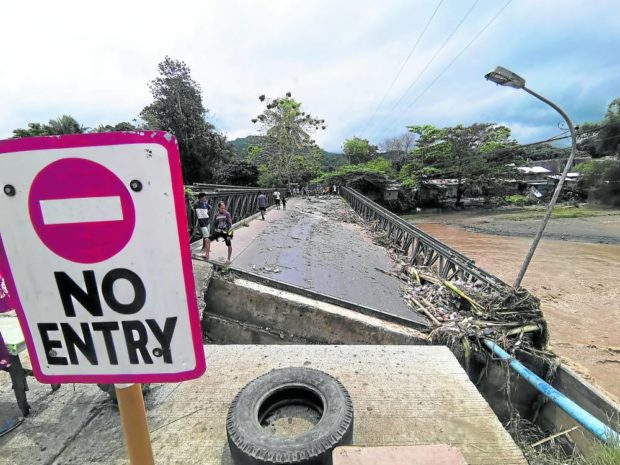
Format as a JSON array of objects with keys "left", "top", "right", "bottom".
[
  {"left": 517, "top": 166, "right": 552, "bottom": 180},
  {"left": 383, "top": 184, "right": 401, "bottom": 201}
]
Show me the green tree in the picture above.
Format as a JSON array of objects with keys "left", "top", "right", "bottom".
[
  {"left": 342, "top": 137, "right": 378, "bottom": 164},
  {"left": 402, "top": 123, "right": 516, "bottom": 207},
  {"left": 251, "top": 92, "right": 326, "bottom": 186},
  {"left": 314, "top": 157, "right": 392, "bottom": 185},
  {"left": 13, "top": 115, "right": 86, "bottom": 138},
  {"left": 141, "top": 56, "right": 226, "bottom": 182},
  {"left": 574, "top": 159, "right": 620, "bottom": 206},
  {"left": 577, "top": 98, "right": 620, "bottom": 158},
  {"left": 91, "top": 121, "right": 140, "bottom": 133},
  {"left": 214, "top": 159, "right": 260, "bottom": 186}
]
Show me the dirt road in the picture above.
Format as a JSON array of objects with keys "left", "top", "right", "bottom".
[{"left": 406, "top": 210, "right": 620, "bottom": 403}]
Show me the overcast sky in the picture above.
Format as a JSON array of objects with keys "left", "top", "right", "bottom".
[{"left": 1, "top": 0, "right": 618, "bottom": 152}]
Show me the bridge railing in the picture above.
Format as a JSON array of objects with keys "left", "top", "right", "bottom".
[
  {"left": 185, "top": 185, "right": 284, "bottom": 242},
  {"left": 340, "top": 186, "right": 508, "bottom": 288}
]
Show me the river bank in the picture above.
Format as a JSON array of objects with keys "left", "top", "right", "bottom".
[
  {"left": 405, "top": 207, "right": 620, "bottom": 404},
  {"left": 404, "top": 204, "right": 620, "bottom": 244}
]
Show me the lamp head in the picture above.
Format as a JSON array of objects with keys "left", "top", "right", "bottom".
[{"left": 484, "top": 66, "right": 526, "bottom": 89}]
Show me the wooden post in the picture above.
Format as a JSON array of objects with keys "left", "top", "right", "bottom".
[{"left": 115, "top": 384, "right": 155, "bottom": 465}]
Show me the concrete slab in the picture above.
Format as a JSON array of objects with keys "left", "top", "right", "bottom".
[
  {"left": 1, "top": 345, "right": 526, "bottom": 465},
  {"left": 0, "top": 369, "right": 110, "bottom": 465},
  {"left": 203, "top": 197, "right": 425, "bottom": 325},
  {"left": 333, "top": 445, "right": 468, "bottom": 465}
]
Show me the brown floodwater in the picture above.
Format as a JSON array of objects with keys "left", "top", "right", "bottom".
[{"left": 417, "top": 223, "right": 620, "bottom": 403}]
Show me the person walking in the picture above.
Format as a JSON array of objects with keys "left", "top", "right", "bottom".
[
  {"left": 0, "top": 273, "right": 24, "bottom": 436},
  {"left": 257, "top": 191, "right": 267, "bottom": 220},
  {"left": 273, "top": 189, "right": 281, "bottom": 209},
  {"left": 204, "top": 201, "right": 233, "bottom": 264},
  {"left": 281, "top": 192, "right": 287, "bottom": 210},
  {"left": 193, "top": 193, "right": 211, "bottom": 252}
]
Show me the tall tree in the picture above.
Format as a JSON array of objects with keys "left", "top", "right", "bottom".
[
  {"left": 13, "top": 115, "right": 85, "bottom": 138},
  {"left": 141, "top": 56, "right": 226, "bottom": 182},
  {"left": 381, "top": 133, "right": 416, "bottom": 158},
  {"left": 214, "top": 159, "right": 260, "bottom": 186},
  {"left": 251, "top": 92, "right": 325, "bottom": 186},
  {"left": 402, "top": 123, "right": 516, "bottom": 207},
  {"left": 577, "top": 97, "right": 620, "bottom": 158},
  {"left": 342, "top": 137, "right": 378, "bottom": 164}
]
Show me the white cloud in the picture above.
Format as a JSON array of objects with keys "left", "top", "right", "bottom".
[{"left": 1, "top": 0, "right": 618, "bottom": 152}]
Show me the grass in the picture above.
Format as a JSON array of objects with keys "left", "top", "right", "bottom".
[
  {"left": 507, "top": 416, "right": 620, "bottom": 465},
  {"left": 493, "top": 205, "right": 620, "bottom": 221},
  {"left": 583, "top": 443, "right": 620, "bottom": 465}
]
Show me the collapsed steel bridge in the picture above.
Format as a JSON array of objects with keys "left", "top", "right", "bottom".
[{"left": 340, "top": 187, "right": 507, "bottom": 289}]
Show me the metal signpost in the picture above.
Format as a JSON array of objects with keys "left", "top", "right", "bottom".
[{"left": 0, "top": 131, "right": 206, "bottom": 464}]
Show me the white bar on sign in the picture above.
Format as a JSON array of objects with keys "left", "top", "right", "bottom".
[{"left": 40, "top": 196, "right": 123, "bottom": 225}]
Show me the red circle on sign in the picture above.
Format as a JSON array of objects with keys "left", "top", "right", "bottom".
[{"left": 28, "top": 158, "right": 136, "bottom": 264}]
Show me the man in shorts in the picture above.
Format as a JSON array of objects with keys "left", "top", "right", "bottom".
[
  {"left": 257, "top": 191, "right": 267, "bottom": 220},
  {"left": 273, "top": 189, "right": 281, "bottom": 209},
  {"left": 194, "top": 193, "right": 211, "bottom": 251},
  {"left": 205, "top": 201, "right": 233, "bottom": 264}
]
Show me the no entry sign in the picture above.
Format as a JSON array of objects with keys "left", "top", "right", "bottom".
[{"left": 0, "top": 131, "right": 206, "bottom": 384}]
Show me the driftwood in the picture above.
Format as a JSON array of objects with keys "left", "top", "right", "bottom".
[
  {"left": 531, "top": 426, "right": 579, "bottom": 447},
  {"left": 408, "top": 296, "right": 441, "bottom": 326}
]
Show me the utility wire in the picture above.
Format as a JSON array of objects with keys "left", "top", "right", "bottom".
[
  {"left": 396, "top": 0, "right": 513, "bottom": 121},
  {"left": 377, "top": 0, "right": 480, "bottom": 128},
  {"left": 366, "top": 0, "right": 444, "bottom": 128},
  {"left": 518, "top": 123, "right": 613, "bottom": 148}
]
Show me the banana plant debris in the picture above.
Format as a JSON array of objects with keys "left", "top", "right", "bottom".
[{"left": 397, "top": 263, "right": 548, "bottom": 351}]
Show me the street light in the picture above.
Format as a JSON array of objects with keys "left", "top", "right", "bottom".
[{"left": 485, "top": 66, "right": 578, "bottom": 289}]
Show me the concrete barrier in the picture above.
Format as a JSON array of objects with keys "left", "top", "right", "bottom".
[{"left": 203, "top": 273, "right": 428, "bottom": 345}]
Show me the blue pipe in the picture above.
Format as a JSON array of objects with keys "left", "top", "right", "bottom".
[{"left": 483, "top": 339, "right": 620, "bottom": 445}]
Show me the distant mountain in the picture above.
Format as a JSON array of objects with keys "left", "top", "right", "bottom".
[
  {"left": 230, "top": 135, "right": 265, "bottom": 156},
  {"left": 230, "top": 135, "right": 345, "bottom": 171},
  {"left": 321, "top": 150, "right": 346, "bottom": 171}
]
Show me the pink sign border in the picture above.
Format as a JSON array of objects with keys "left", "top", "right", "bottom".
[{"left": 0, "top": 131, "right": 207, "bottom": 384}]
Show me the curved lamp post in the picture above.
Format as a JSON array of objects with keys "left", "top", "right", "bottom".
[{"left": 485, "top": 66, "right": 577, "bottom": 289}]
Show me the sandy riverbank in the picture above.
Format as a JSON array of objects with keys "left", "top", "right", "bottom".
[{"left": 404, "top": 205, "right": 620, "bottom": 244}]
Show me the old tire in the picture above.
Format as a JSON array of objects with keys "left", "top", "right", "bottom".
[{"left": 226, "top": 367, "right": 354, "bottom": 465}]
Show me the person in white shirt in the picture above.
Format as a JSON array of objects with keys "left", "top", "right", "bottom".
[{"left": 273, "top": 190, "right": 281, "bottom": 209}]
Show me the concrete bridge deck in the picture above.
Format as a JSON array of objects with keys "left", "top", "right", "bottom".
[
  {"left": 0, "top": 345, "right": 526, "bottom": 465},
  {"left": 199, "top": 196, "right": 427, "bottom": 327}
]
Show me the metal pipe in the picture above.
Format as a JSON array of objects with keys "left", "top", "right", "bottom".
[
  {"left": 483, "top": 339, "right": 620, "bottom": 445},
  {"left": 513, "top": 87, "right": 577, "bottom": 288}
]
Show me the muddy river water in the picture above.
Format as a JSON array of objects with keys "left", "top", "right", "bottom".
[{"left": 415, "top": 222, "right": 620, "bottom": 403}]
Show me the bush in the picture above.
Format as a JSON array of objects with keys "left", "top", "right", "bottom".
[
  {"left": 574, "top": 160, "right": 620, "bottom": 206},
  {"left": 505, "top": 194, "right": 528, "bottom": 206}
]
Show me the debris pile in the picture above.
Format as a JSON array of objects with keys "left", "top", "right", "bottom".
[{"left": 398, "top": 264, "right": 548, "bottom": 355}]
